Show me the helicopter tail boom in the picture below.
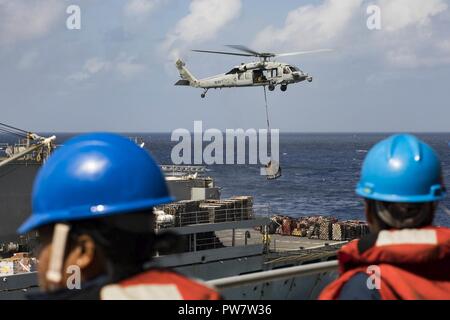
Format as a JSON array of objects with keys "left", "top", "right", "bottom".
[{"left": 175, "top": 59, "right": 198, "bottom": 87}]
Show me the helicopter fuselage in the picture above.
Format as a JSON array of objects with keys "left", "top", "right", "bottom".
[
  {"left": 197, "top": 61, "right": 311, "bottom": 89},
  {"left": 175, "top": 59, "right": 312, "bottom": 97}
]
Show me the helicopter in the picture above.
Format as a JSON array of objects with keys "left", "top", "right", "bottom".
[{"left": 175, "top": 45, "right": 331, "bottom": 98}]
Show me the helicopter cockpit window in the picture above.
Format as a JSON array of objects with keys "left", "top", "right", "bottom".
[
  {"left": 226, "top": 68, "right": 239, "bottom": 75},
  {"left": 283, "top": 67, "right": 290, "bottom": 74},
  {"left": 289, "top": 66, "right": 299, "bottom": 72}
]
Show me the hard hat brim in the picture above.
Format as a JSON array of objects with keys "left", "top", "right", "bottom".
[
  {"left": 18, "top": 196, "right": 175, "bottom": 234},
  {"left": 355, "top": 187, "right": 446, "bottom": 203}
]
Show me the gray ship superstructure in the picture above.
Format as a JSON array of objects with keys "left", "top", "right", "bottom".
[{"left": 0, "top": 132, "right": 55, "bottom": 245}]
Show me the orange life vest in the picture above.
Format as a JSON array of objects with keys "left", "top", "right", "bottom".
[
  {"left": 319, "top": 226, "right": 450, "bottom": 300},
  {"left": 100, "top": 269, "right": 222, "bottom": 300}
]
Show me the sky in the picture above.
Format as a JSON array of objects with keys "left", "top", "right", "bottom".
[{"left": 0, "top": 0, "right": 449, "bottom": 133}]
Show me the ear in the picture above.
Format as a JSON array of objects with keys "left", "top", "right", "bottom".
[{"left": 70, "top": 234, "right": 96, "bottom": 270}]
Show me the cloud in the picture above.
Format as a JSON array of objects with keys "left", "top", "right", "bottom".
[
  {"left": 67, "top": 55, "right": 145, "bottom": 82},
  {"left": 0, "top": 0, "right": 64, "bottom": 46},
  {"left": 67, "top": 57, "right": 111, "bottom": 82},
  {"left": 385, "top": 45, "right": 450, "bottom": 68},
  {"left": 379, "top": 0, "right": 448, "bottom": 32},
  {"left": 163, "top": 0, "right": 242, "bottom": 60},
  {"left": 253, "top": 0, "right": 363, "bottom": 51},
  {"left": 252, "top": 0, "right": 450, "bottom": 68},
  {"left": 124, "top": 0, "right": 165, "bottom": 18},
  {"left": 115, "top": 54, "right": 146, "bottom": 79},
  {"left": 376, "top": 0, "right": 449, "bottom": 67}
]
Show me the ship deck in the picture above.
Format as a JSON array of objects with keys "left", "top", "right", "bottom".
[{"left": 216, "top": 229, "right": 346, "bottom": 252}]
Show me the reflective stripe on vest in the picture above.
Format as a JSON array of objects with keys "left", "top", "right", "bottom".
[
  {"left": 319, "top": 226, "right": 450, "bottom": 300},
  {"left": 101, "top": 284, "right": 183, "bottom": 300},
  {"left": 376, "top": 229, "right": 438, "bottom": 246},
  {"left": 99, "top": 269, "right": 221, "bottom": 300}
]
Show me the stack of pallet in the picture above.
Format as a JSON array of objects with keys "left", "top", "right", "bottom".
[
  {"left": 199, "top": 202, "right": 225, "bottom": 223},
  {"left": 160, "top": 200, "right": 204, "bottom": 226},
  {"left": 182, "top": 200, "right": 208, "bottom": 225},
  {"left": 330, "top": 220, "right": 371, "bottom": 240},
  {"left": 158, "top": 196, "right": 256, "bottom": 227},
  {"left": 307, "top": 224, "right": 319, "bottom": 239},
  {"left": 318, "top": 217, "right": 338, "bottom": 240},
  {"left": 267, "top": 214, "right": 369, "bottom": 241},
  {"left": 230, "top": 196, "right": 254, "bottom": 220},
  {"left": 205, "top": 196, "right": 254, "bottom": 222},
  {"left": 269, "top": 215, "right": 290, "bottom": 235},
  {"left": 291, "top": 220, "right": 308, "bottom": 237},
  {"left": 344, "top": 220, "right": 370, "bottom": 240},
  {"left": 223, "top": 199, "right": 241, "bottom": 222},
  {"left": 159, "top": 202, "right": 185, "bottom": 227},
  {"left": 281, "top": 218, "right": 295, "bottom": 236},
  {"left": 204, "top": 200, "right": 234, "bottom": 222},
  {"left": 332, "top": 222, "right": 346, "bottom": 241}
]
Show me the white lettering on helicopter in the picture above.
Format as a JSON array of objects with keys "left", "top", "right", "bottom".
[
  {"left": 366, "top": 5, "right": 381, "bottom": 30},
  {"left": 66, "top": 5, "right": 81, "bottom": 30},
  {"left": 171, "top": 121, "right": 279, "bottom": 175}
]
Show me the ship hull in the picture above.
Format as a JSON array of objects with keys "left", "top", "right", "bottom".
[
  {"left": 0, "top": 163, "right": 40, "bottom": 242},
  {"left": 172, "top": 255, "right": 338, "bottom": 299}
]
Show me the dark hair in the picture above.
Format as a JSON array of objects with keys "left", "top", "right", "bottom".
[{"left": 366, "top": 199, "right": 435, "bottom": 229}]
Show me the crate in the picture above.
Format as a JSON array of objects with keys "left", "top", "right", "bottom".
[
  {"left": 230, "top": 196, "right": 253, "bottom": 220},
  {"left": 307, "top": 224, "right": 319, "bottom": 239},
  {"left": 319, "top": 221, "right": 333, "bottom": 240},
  {"left": 199, "top": 203, "right": 223, "bottom": 223},
  {"left": 291, "top": 228, "right": 307, "bottom": 237},
  {"left": 281, "top": 218, "right": 293, "bottom": 236},
  {"left": 332, "top": 223, "right": 346, "bottom": 241}
]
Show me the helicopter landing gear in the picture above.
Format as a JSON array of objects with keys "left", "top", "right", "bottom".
[
  {"left": 307, "top": 76, "right": 313, "bottom": 82},
  {"left": 280, "top": 84, "right": 287, "bottom": 92},
  {"left": 201, "top": 88, "right": 208, "bottom": 98},
  {"left": 268, "top": 84, "right": 275, "bottom": 91}
]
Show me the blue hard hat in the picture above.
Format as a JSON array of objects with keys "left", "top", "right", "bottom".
[
  {"left": 18, "top": 133, "right": 173, "bottom": 234},
  {"left": 356, "top": 134, "right": 446, "bottom": 203}
]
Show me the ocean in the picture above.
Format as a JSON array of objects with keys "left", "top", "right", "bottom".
[
  {"left": 2, "top": 132, "right": 450, "bottom": 226},
  {"left": 123, "top": 132, "right": 450, "bottom": 227}
]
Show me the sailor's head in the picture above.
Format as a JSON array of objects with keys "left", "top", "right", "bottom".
[
  {"left": 18, "top": 133, "right": 173, "bottom": 292},
  {"left": 355, "top": 134, "right": 446, "bottom": 232}
]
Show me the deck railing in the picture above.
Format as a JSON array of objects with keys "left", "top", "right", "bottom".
[
  {"left": 158, "top": 204, "right": 271, "bottom": 228},
  {"left": 207, "top": 260, "right": 339, "bottom": 289}
]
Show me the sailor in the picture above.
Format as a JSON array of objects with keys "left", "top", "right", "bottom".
[
  {"left": 319, "top": 134, "right": 450, "bottom": 300},
  {"left": 18, "top": 133, "right": 221, "bottom": 300}
]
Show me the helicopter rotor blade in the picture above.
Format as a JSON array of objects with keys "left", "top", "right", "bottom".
[
  {"left": 192, "top": 49, "right": 254, "bottom": 57},
  {"left": 225, "top": 45, "right": 262, "bottom": 56},
  {"left": 275, "top": 49, "right": 333, "bottom": 57}
]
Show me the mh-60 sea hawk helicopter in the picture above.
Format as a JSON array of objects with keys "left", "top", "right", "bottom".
[{"left": 175, "top": 45, "right": 331, "bottom": 98}]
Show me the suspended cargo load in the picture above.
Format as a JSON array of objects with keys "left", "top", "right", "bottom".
[{"left": 263, "top": 160, "right": 282, "bottom": 180}]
